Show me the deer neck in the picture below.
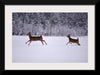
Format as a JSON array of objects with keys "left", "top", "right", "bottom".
[
  {"left": 68, "top": 36, "right": 71, "bottom": 40},
  {"left": 40, "top": 36, "right": 43, "bottom": 39},
  {"left": 29, "top": 34, "right": 31, "bottom": 39}
]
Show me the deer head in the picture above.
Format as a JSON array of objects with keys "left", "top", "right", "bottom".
[
  {"left": 27, "top": 32, "right": 31, "bottom": 35},
  {"left": 67, "top": 34, "right": 70, "bottom": 38}
]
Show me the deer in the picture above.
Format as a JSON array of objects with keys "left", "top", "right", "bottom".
[
  {"left": 26, "top": 32, "right": 47, "bottom": 45},
  {"left": 66, "top": 34, "right": 80, "bottom": 46}
]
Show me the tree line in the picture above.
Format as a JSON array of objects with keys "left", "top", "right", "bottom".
[{"left": 12, "top": 13, "right": 88, "bottom": 36}]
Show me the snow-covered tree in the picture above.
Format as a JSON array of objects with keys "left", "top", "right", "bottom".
[{"left": 12, "top": 13, "right": 88, "bottom": 36}]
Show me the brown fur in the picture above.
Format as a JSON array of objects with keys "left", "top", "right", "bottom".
[
  {"left": 66, "top": 34, "right": 80, "bottom": 46},
  {"left": 26, "top": 32, "right": 47, "bottom": 45}
]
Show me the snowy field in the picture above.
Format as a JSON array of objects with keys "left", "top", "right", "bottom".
[{"left": 12, "top": 36, "right": 88, "bottom": 63}]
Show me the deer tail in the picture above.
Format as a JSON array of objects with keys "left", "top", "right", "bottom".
[{"left": 77, "top": 38, "right": 79, "bottom": 41}]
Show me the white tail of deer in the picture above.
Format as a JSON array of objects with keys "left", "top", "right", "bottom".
[
  {"left": 26, "top": 32, "right": 47, "bottom": 45},
  {"left": 66, "top": 34, "right": 80, "bottom": 46}
]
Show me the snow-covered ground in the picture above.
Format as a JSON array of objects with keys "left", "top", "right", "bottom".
[{"left": 12, "top": 36, "right": 88, "bottom": 63}]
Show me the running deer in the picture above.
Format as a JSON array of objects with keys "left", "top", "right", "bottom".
[
  {"left": 66, "top": 34, "right": 80, "bottom": 46},
  {"left": 26, "top": 32, "right": 47, "bottom": 45}
]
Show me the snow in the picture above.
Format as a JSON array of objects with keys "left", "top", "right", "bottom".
[{"left": 12, "top": 36, "right": 88, "bottom": 63}]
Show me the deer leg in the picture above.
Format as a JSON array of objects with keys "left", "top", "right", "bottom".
[
  {"left": 26, "top": 40, "right": 30, "bottom": 44},
  {"left": 77, "top": 43, "right": 80, "bottom": 46},
  {"left": 66, "top": 42, "right": 69, "bottom": 45},
  {"left": 28, "top": 41, "right": 31, "bottom": 45},
  {"left": 42, "top": 40, "right": 47, "bottom": 45},
  {"left": 41, "top": 41, "right": 44, "bottom": 45}
]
